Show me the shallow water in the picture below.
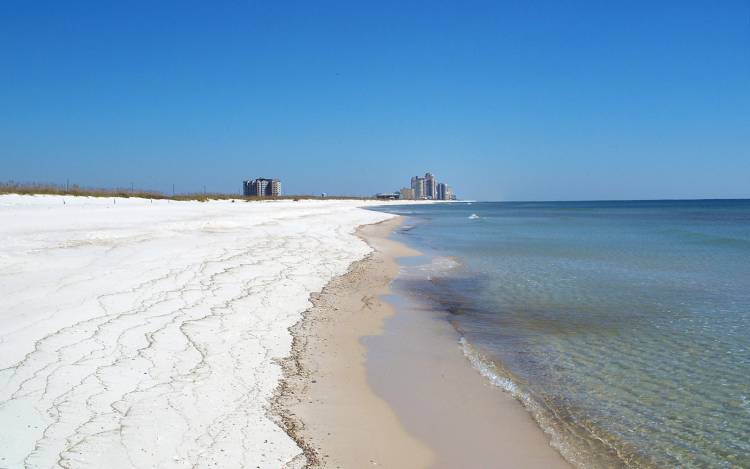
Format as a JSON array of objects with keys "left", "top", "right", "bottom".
[{"left": 372, "top": 200, "right": 750, "bottom": 468}]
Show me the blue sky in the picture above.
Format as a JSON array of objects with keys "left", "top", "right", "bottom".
[{"left": 1, "top": 1, "right": 748, "bottom": 200}]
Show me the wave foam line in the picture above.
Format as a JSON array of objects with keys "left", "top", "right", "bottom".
[{"left": 459, "top": 337, "right": 596, "bottom": 469}]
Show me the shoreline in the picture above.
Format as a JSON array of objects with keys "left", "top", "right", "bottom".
[
  {"left": 272, "top": 217, "right": 434, "bottom": 467},
  {"left": 274, "top": 216, "right": 571, "bottom": 468}
]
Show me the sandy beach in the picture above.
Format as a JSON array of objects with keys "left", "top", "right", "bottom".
[
  {"left": 275, "top": 217, "right": 570, "bottom": 468},
  {"left": 0, "top": 195, "right": 401, "bottom": 468},
  {"left": 273, "top": 218, "right": 434, "bottom": 468},
  {"left": 1, "top": 194, "right": 567, "bottom": 468}
]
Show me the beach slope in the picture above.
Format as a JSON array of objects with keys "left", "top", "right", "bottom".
[
  {"left": 273, "top": 218, "right": 434, "bottom": 468},
  {"left": 275, "top": 217, "right": 570, "bottom": 468}
]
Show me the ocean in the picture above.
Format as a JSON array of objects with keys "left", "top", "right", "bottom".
[{"left": 371, "top": 200, "right": 750, "bottom": 468}]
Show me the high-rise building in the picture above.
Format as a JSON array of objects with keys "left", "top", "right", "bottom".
[
  {"left": 436, "top": 182, "right": 447, "bottom": 200},
  {"left": 411, "top": 176, "right": 426, "bottom": 199},
  {"left": 424, "top": 172, "right": 437, "bottom": 199},
  {"left": 269, "top": 179, "right": 281, "bottom": 197},
  {"left": 243, "top": 178, "right": 282, "bottom": 197},
  {"left": 409, "top": 172, "right": 456, "bottom": 200}
]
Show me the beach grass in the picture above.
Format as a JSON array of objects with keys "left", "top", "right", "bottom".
[{"left": 0, "top": 181, "right": 372, "bottom": 202}]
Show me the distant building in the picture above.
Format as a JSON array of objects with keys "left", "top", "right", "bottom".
[
  {"left": 436, "top": 182, "right": 447, "bottom": 200},
  {"left": 270, "top": 179, "right": 281, "bottom": 196},
  {"left": 243, "top": 178, "right": 281, "bottom": 197},
  {"left": 400, "top": 187, "right": 415, "bottom": 200},
  {"left": 424, "top": 172, "right": 437, "bottom": 199},
  {"left": 411, "top": 176, "right": 426, "bottom": 199},
  {"left": 375, "top": 192, "right": 400, "bottom": 200},
  {"left": 408, "top": 172, "right": 456, "bottom": 201}
]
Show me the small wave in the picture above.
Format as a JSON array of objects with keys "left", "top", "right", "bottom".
[
  {"left": 416, "top": 256, "right": 462, "bottom": 276},
  {"left": 459, "top": 338, "right": 590, "bottom": 468},
  {"left": 460, "top": 338, "right": 520, "bottom": 395},
  {"left": 387, "top": 210, "right": 415, "bottom": 215},
  {"left": 468, "top": 213, "right": 480, "bottom": 219}
]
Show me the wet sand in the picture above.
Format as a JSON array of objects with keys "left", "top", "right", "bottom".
[
  {"left": 273, "top": 217, "right": 433, "bottom": 468},
  {"left": 275, "top": 216, "right": 571, "bottom": 468},
  {"left": 366, "top": 293, "right": 571, "bottom": 469}
]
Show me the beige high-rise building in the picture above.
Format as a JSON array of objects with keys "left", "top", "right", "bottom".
[
  {"left": 270, "top": 179, "right": 281, "bottom": 196},
  {"left": 400, "top": 187, "right": 415, "bottom": 200}
]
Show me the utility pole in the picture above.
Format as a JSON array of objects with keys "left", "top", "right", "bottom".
[
  {"left": 130, "top": 182, "right": 134, "bottom": 194},
  {"left": 66, "top": 178, "right": 69, "bottom": 192},
  {"left": 172, "top": 184, "right": 175, "bottom": 197}
]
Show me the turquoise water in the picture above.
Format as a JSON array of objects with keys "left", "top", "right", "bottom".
[{"left": 372, "top": 201, "right": 750, "bottom": 468}]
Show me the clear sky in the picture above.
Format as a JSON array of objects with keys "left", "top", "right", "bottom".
[{"left": 1, "top": 1, "right": 748, "bottom": 200}]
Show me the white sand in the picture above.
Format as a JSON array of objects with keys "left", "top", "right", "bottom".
[{"left": 0, "top": 195, "right": 405, "bottom": 468}]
